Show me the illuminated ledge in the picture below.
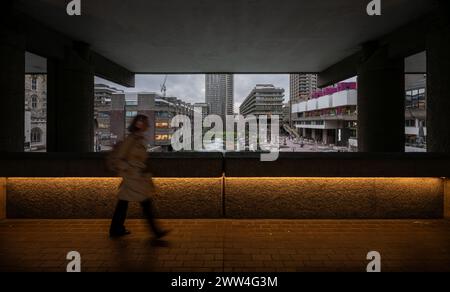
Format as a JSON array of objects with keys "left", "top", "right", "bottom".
[
  {"left": 5, "top": 178, "right": 223, "bottom": 219},
  {"left": 1, "top": 153, "right": 450, "bottom": 178},
  {"left": 2, "top": 177, "right": 447, "bottom": 219}
]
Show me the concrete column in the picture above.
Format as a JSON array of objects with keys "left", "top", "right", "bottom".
[
  {"left": 302, "top": 128, "right": 306, "bottom": 137},
  {"left": 357, "top": 45, "right": 405, "bottom": 152},
  {"left": 47, "top": 43, "right": 95, "bottom": 152},
  {"left": 0, "top": 178, "right": 5, "bottom": 220},
  {"left": 0, "top": 31, "right": 25, "bottom": 152},
  {"left": 322, "top": 129, "right": 328, "bottom": 145},
  {"left": 311, "top": 129, "right": 316, "bottom": 140},
  {"left": 340, "top": 128, "right": 351, "bottom": 146},
  {"left": 138, "top": 94, "right": 156, "bottom": 146},
  {"left": 110, "top": 94, "right": 126, "bottom": 142},
  {"left": 427, "top": 3, "right": 450, "bottom": 152}
]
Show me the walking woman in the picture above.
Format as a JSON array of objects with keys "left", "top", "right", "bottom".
[{"left": 109, "top": 115, "right": 169, "bottom": 239}]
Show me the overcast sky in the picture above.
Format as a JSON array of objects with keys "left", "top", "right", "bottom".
[{"left": 95, "top": 74, "right": 290, "bottom": 112}]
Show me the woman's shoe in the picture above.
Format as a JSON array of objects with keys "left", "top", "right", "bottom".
[
  {"left": 155, "top": 230, "right": 170, "bottom": 239},
  {"left": 109, "top": 229, "right": 131, "bottom": 238}
]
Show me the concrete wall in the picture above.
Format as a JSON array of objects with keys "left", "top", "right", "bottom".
[
  {"left": 4, "top": 177, "right": 445, "bottom": 219},
  {"left": 6, "top": 178, "right": 223, "bottom": 219},
  {"left": 0, "top": 38, "right": 25, "bottom": 152},
  {"left": 224, "top": 153, "right": 450, "bottom": 178},
  {"left": 445, "top": 179, "right": 450, "bottom": 219},
  {"left": 0, "top": 178, "right": 5, "bottom": 220},
  {"left": 0, "top": 153, "right": 224, "bottom": 178},
  {"left": 225, "top": 178, "right": 443, "bottom": 219}
]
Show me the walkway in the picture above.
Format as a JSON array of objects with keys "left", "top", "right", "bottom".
[{"left": 1, "top": 219, "right": 449, "bottom": 272}]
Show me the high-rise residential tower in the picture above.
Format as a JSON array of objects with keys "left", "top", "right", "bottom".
[
  {"left": 205, "top": 74, "right": 234, "bottom": 121},
  {"left": 288, "top": 74, "right": 318, "bottom": 126},
  {"left": 290, "top": 74, "right": 318, "bottom": 103}
]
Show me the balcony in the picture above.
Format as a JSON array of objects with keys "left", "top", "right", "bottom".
[
  {"left": 295, "top": 120, "right": 340, "bottom": 130},
  {"left": 405, "top": 126, "right": 428, "bottom": 136},
  {"left": 295, "top": 123, "right": 326, "bottom": 130},
  {"left": 307, "top": 99, "right": 318, "bottom": 111},
  {"left": 292, "top": 89, "right": 357, "bottom": 114},
  {"left": 292, "top": 113, "right": 357, "bottom": 122},
  {"left": 318, "top": 95, "right": 332, "bottom": 109},
  {"left": 292, "top": 102, "right": 307, "bottom": 113},
  {"left": 332, "top": 90, "right": 357, "bottom": 107}
]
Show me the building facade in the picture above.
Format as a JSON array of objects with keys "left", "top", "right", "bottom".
[
  {"left": 291, "top": 76, "right": 428, "bottom": 151},
  {"left": 239, "top": 84, "right": 285, "bottom": 118},
  {"left": 94, "top": 84, "right": 124, "bottom": 151},
  {"left": 405, "top": 74, "right": 427, "bottom": 150},
  {"left": 282, "top": 103, "right": 291, "bottom": 125},
  {"left": 110, "top": 92, "right": 195, "bottom": 151},
  {"left": 289, "top": 74, "right": 318, "bottom": 103},
  {"left": 289, "top": 74, "right": 318, "bottom": 126},
  {"left": 25, "top": 74, "right": 47, "bottom": 152},
  {"left": 292, "top": 82, "right": 358, "bottom": 146},
  {"left": 205, "top": 74, "right": 234, "bottom": 121},
  {"left": 194, "top": 103, "right": 210, "bottom": 122}
]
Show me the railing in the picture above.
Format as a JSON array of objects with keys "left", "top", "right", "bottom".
[
  {"left": 292, "top": 113, "right": 357, "bottom": 122},
  {"left": 1, "top": 152, "right": 450, "bottom": 178}
]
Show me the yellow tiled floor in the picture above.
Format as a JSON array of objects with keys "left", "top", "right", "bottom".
[{"left": 1, "top": 219, "right": 449, "bottom": 272}]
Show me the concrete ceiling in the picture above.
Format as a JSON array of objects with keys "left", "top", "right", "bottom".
[
  {"left": 25, "top": 52, "right": 47, "bottom": 74},
  {"left": 405, "top": 52, "right": 426, "bottom": 73},
  {"left": 17, "top": 0, "right": 434, "bottom": 73}
]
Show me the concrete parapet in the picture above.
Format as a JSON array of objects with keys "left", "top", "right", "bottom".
[
  {"left": 225, "top": 178, "right": 443, "bottom": 219},
  {"left": 6, "top": 178, "right": 223, "bottom": 219}
]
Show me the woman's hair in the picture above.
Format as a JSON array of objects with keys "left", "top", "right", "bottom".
[{"left": 128, "top": 114, "right": 149, "bottom": 133}]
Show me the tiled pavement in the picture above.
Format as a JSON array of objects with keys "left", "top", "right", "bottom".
[{"left": 0, "top": 219, "right": 450, "bottom": 272}]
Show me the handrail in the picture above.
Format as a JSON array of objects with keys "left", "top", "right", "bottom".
[{"left": 1, "top": 152, "right": 450, "bottom": 178}]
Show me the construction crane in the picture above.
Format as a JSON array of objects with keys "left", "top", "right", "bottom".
[{"left": 161, "top": 75, "right": 168, "bottom": 97}]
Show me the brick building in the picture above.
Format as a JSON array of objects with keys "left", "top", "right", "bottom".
[{"left": 109, "top": 92, "right": 195, "bottom": 151}]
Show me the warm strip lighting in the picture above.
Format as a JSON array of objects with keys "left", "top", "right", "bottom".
[
  {"left": 224, "top": 177, "right": 443, "bottom": 196},
  {"left": 3, "top": 177, "right": 446, "bottom": 219},
  {"left": 0, "top": 177, "right": 6, "bottom": 220},
  {"left": 226, "top": 177, "right": 442, "bottom": 181},
  {"left": 5, "top": 177, "right": 221, "bottom": 190},
  {"left": 224, "top": 177, "right": 444, "bottom": 219},
  {"left": 5, "top": 178, "right": 223, "bottom": 219},
  {"left": 445, "top": 178, "right": 450, "bottom": 218}
]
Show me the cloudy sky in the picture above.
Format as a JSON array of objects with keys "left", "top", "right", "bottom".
[{"left": 95, "top": 74, "right": 290, "bottom": 113}]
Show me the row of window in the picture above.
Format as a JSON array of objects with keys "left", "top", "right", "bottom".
[
  {"left": 155, "top": 134, "right": 172, "bottom": 141},
  {"left": 98, "top": 122, "right": 110, "bottom": 129},
  {"left": 97, "top": 113, "right": 110, "bottom": 118},
  {"left": 406, "top": 119, "right": 426, "bottom": 127},
  {"left": 31, "top": 78, "right": 37, "bottom": 90},
  {"left": 301, "top": 106, "right": 357, "bottom": 118},
  {"left": 126, "top": 111, "right": 138, "bottom": 118},
  {"left": 295, "top": 121, "right": 325, "bottom": 126},
  {"left": 406, "top": 88, "right": 426, "bottom": 109},
  {"left": 29, "top": 95, "right": 47, "bottom": 109},
  {"left": 30, "top": 128, "right": 43, "bottom": 143},
  {"left": 156, "top": 122, "right": 170, "bottom": 128}
]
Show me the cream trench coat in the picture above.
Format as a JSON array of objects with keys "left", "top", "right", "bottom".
[{"left": 116, "top": 134, "right": 154, "bottom": 202}]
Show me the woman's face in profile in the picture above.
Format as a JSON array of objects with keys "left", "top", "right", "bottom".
[{"left": 135, "top": 119, "right": 149, "bottom": 132}]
